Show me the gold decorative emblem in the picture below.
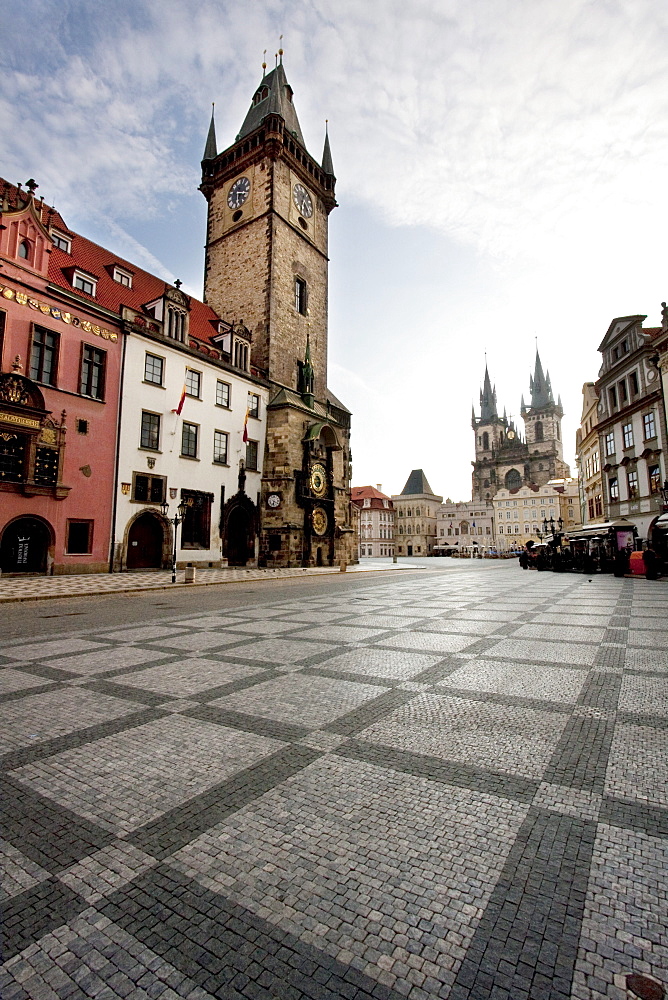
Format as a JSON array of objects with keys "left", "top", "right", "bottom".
[
  {"left": 121, "top": 482, "right": 131, "bottom": 494},
  {"left": 310, "top": 462, "right": 327, "bottom": 497},
  {"left": 312, "top": 506, "right": 328, "bottom": 536},
  {"left": 40, "top": 427, "right": 57, "bottom": 445}
]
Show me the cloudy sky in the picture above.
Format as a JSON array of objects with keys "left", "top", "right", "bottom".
[{"left": 3, "top": 0, "right": 668, "bottom": 499}]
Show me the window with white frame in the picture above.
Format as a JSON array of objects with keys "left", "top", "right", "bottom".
[
  {"left": 185, "top": 369, "right": 201, "bottom": 398},
  {"left": 181, "top": 421, "right": 198, "bottom": 458},
  {"left": 604, "top": 431, "right": 615, "bottom": 456},
  {"left": 51, "top": 231, "right": 71, "bottom": 253},
  {"left": 213, "top": 430, "right": 228, "bottom": 465},
  {"left": 248, "top": 392, "right": 260, "bottom": 418},
  {"left": 73, "top": 271, "right": 96, "bottom": 297},
  {"left": 113, "top": 266, "right": 133, "bottom": 287},
  {"left": 643, "top": 411, "right": 656, "bottom": 439},
  {"left": 216, "top": 380, "right": 230, "bottom": 408},
  {"left": 622, "top": 422, "right": 634, "bottom": 449},
  {"left": 627, "top": 469, "right": 638, "bottom": 499},
  {"left": 144, "top": 353, "right": 164, "bottom": 385}
]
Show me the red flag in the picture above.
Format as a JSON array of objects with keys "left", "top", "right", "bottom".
[
  {"left": 242, "top": 409, "right": 249, "bottom": 443},
  {"left": 172, "top": 384, "right": 186, "bottom": 415}
]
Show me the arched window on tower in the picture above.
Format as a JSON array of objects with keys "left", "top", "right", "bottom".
[
  {"left": 482, "top": 432, "right": 489, "bottom": 450},
  {"left": 535, "top": 421, "right": 544, "bottom": 442},
  {"left": 18, "top": 240, "right": 30, "bottom": 260},
  {"left": 505, "top": 469, "right": 522, "bottom": 490}
]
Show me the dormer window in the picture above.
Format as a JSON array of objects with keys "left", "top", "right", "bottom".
[
  {"left": 51, "top": 231, "right": 71, "bottom": 253},
  {"left": 253, "top": 86, "right": 269, "bottom": 106},
  {"left": 113, "top": 266, "right": 133, "bottom": 288},
  {"left": 234, "top": 338, "right": 249, "bottom": 371},
  {"left": 73, "top": 270, "right": 96, "bottom": 297},
  {"left": 166, "top": 306, "right": 187, "bottom": 342}
]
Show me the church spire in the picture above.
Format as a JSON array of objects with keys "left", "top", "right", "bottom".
[
  {"left": 529, "top": 350, "right": 554, "bottom": 409},
  {"left": 479, "top": 365, "right": 498, "bottom": 421},
  {"left": 203, "top": 104, "right": 217, "bottom": 161},
  {"left": 238, "top": 60, "right": 305, "bottom": 146},
  {"left": 322, "top": 122, "right": 334, "bottom": 176}
]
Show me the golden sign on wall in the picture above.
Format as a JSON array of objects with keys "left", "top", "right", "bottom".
[
  {"left": 0, "top": 283, "right": 118, "bottom": 342},
  {"left": 0, "top": 410, "right": 40, "bottom": 429}
]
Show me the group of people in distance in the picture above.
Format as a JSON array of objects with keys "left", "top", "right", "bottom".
[{"left": 518, "top": 538, "right": 661, "bottom": 578}]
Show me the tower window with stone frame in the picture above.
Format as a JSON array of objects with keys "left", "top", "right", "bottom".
[{"left": 294, "top": 278, "right": 307, "bottom": 315}]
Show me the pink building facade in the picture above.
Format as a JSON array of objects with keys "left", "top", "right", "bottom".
[{"left": 0, "top": 183, "right": 122, "bottom": 574}]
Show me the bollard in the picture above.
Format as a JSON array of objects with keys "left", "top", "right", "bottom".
[
  {"left": 184, "top": 566, "right": 196, "bottom": 584},
  {"left": 339, "top": 559, "right": 347, "bottom": 573}
]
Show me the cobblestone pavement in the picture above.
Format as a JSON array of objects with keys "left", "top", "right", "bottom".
[
  {"left": 0, "top": 560, "right": 431, "bottom": 604},
  {"left": 1, "top": 563, "right": 667, "bottom": 1000}
]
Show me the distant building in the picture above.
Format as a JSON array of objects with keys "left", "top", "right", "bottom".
[
  {"left": 436, "top": 500, "right": 494, "bottom": 553},
  {"left": 351, "top": 485, "right": 395, "bottom": 558},
  {"left": 594, "top": 314, "right": 667, "bottom": 540},
  {"left": 492, "top": 479, "right": 579, "bottom": 552},
  {"left": 392, "top": 470, "right": 442, "bottom": 556},
  {"left": 575, "top": 382, "right": 604, "bottom": 526},
  {"left": 472, "top": 352, "right": 570, "bottom": 501}
]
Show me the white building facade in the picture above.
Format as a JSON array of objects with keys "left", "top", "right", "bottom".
[
  {"left": 436, "top": 500, "right": 495, "bottom": 553},
  {"left": 113, "top": 308, "right": 268, "bottom": 571}
]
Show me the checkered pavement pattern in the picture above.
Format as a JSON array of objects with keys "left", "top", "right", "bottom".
[{"left": 1, "top": 565, "right": 667, "bottom": 1000}]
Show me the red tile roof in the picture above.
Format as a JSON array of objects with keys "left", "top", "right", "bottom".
[{"left": 1, "top": 179, "right": 222, "bottom": 343}]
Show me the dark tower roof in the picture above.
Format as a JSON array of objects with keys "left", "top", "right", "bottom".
[
  {"left": 322, "top": 126, "right": 334, "bottom": 176},
  {"left": 479, "top": 366, "right": 498, "bottom": 421},
  {"left": 238, "top": 62, "right": 305, "bottom": 146},
  {"left": 401, "top": 469, "right": 435, "bottom": 495},
  {"left": 203, "top": 106, "right": 217, "bottom": 161},
  {"left": 529, "top": 350, "right": 554, "bottom": 409}
]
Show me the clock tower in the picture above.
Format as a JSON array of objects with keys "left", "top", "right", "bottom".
[{"left": 200, "top": 59, "right": 356, "bottom": 568}]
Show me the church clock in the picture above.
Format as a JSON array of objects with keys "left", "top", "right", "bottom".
[{"left": 309, "top": 462, "right": 327, "bottom": 498}]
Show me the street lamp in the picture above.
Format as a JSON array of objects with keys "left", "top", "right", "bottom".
[{"left": 160, "top": 498, "right": 188, "bottom": 583}]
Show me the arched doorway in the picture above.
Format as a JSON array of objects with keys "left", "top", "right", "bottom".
[
  {"left": 0, "top": 517, "right": 52, "bottom": 574},
  {"left": 227, "top": 506, "right": 252, "bottom": 566},
  {"left": 127, "top": 512, "right": 164, "bottom": 569}
]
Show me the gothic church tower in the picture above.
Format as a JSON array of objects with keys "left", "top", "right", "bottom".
[
  {"left": 521, "top": 351, "right": 570, "bottom": 484},
  {"left": 200, "top": 58, "right": 355, "bottom": 568}
]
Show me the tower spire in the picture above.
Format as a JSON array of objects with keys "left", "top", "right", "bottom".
[
  {"left": 529, "top": 349, "right": 554, "bottom": 408},
  {"left": 479, "top": 364, "right": 498, "bottom": 421},
  {"left": 238, "top": 60, "right": 305, "bottom": 146},
  {"left": 322, "top": 120, "right": 335, "bottom": 176},
  {"left": 203, "top": 104, "right": 217, "bottom": 160}
]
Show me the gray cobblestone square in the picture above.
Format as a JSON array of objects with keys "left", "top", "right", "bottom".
[
  {"left": 314, "top": 647, "right": 442, "bottom": 680},
  {"left": 112, "top": 657, "right": 264, "bottom": 696},
  {"left": 0, "top": 687, "right": 141, "bottom": 753},
  {"left": 0, "top": 669, "right": 56, "bottom": 694},
  {"left": 375, "top": 631, "right": 478, "bottom": 653},
  {"left": 1, "top": 562, "right": 666, "bottom": 1000},
  {"left": 359, "top": 691, "right": 568, "bottom": 778},
  {"left": 619, "top": 675, "right": 668, "bottom": 716},
  {"left": 605, "top": 722, "right": 668, "bottom": 806},
  {"left": 12, "top": 715, "right": 283, "bottom": 834},
  {"left": 211, "top": 673, "right": 386, "bottom": 726},
  {"left": 484, "top": 636, "right": 598, "bottom": 666},
  {"left": 170, "top": 754, "right": 529, "bottom": 989},
  {"left": 437, "top": 658, "right": 588, "bottom": 703}
]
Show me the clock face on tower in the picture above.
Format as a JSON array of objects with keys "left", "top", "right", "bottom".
[
  {"left": 293, "top": 183, "right": 313, "bottom": 218},
  {"left": 312, "top": 507, "right": 328, "bottom": 536},
  {"left": 227, "top": 176, "right": 250, "bottom": 209},
  {"left": 310, "top": 463, "right": 327, "bottom": 497},
  {"left": 267, "top": 493, "right": 281, "bottom": 509}
]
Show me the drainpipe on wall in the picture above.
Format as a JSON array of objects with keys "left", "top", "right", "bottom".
[{"left": 108, "top": 329, "right": 128, "bottom": 573}]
